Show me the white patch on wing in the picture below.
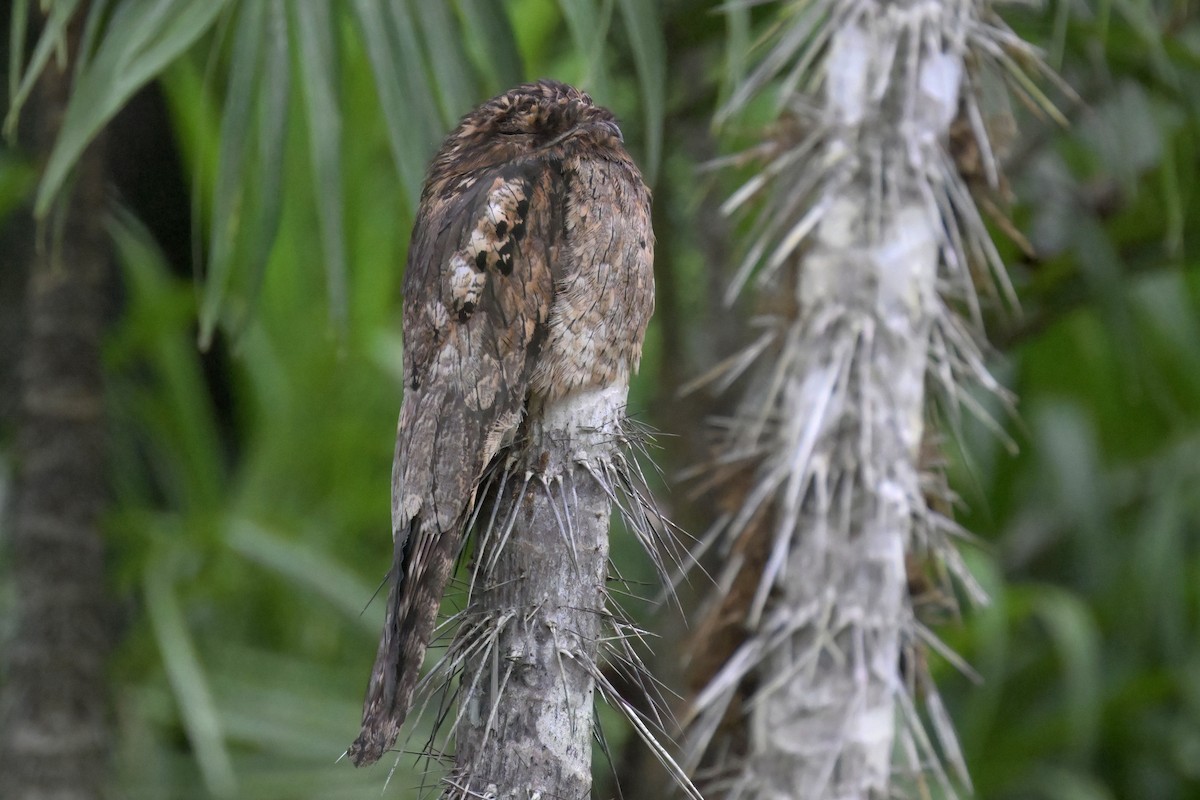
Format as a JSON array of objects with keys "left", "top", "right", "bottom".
[{"left": 448, "top": 252, "right": 487, "bottom": 314}]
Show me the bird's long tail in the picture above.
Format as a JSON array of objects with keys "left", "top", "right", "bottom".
[{"left": 348, "top": 519, "right": 461, "bottom": 766}]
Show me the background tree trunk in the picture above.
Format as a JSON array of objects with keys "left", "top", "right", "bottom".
[
  {"left": 684, "top": 0, "right": 1021, "bottom": 796},
  {"left": 0, "top": 13, "right": 115, "bottom": 798}
]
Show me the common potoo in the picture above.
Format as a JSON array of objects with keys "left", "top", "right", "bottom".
[{"left": 348, "top": 80, "right": 654, "bottom": 767}]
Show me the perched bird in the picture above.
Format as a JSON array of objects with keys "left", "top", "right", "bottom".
[{"left": 348, "top": 80, "right": 654, "bottom": 767}]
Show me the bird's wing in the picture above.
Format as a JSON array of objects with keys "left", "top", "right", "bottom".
[
  {"left": 350, "top": 161, "right": 561, "bottom": 766},
  {"left": 395, "top": 163, "right": 560, "bottom": 537}
]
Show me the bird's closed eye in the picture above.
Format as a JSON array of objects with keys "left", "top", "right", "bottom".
[
  {"left": 497, "top": 114, "right": 535, "bottom": 136},
  {"left": 497, "top": 107, "right": 534, "bottom": 135}
]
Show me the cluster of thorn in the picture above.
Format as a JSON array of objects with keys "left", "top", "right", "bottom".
[{"left": 385, "top": 420, "right": 700, "bottom": 800}]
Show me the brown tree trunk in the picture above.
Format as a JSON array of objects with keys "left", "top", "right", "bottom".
[{"left": 0, "top": 17, "right": 114, "bottom": 798}]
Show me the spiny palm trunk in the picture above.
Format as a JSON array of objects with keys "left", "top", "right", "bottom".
[
  {"left": 0, "top": 19, "right": 114, "bottom": 800},
  {"left": 686, "top": 0, "right": 1037, "bottom": 796},
  {"left": 429, "top": 387, "right": 691, "bottom": 799},
  {"left": 448, "top": 387, "right": 622, "bottom": 799}
]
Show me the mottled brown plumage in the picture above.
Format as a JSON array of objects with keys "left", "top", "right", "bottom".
[{"left": 348, "top": 80, "right": 654, "bottom": 767}]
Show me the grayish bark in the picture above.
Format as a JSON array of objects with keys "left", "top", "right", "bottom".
[
  {"left": 749, "top": 192, "right": 935, "bottom": 798},
  {"left": 448, "top": 385, "right": 626, "bottom": 799},
  {"left": 746, "top": 28, "right": 952, "bottom": 784},
  {"left": 0, "top": 23, "right": 114, "bottom": 798}
]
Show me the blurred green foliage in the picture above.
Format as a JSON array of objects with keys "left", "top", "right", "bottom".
[
  {"left": 938, "top": 2, "right": 1200, "bottom": 798},
  {"left": 1, "top": 1, "right": 1198, "bottom": 799}
]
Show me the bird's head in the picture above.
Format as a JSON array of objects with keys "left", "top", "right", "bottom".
[{"left": 426, "top": 80, "right": 626, "bottom": 188}]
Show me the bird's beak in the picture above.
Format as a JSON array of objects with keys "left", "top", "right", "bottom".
[
  {"left": 545, "top": 118, "right": 624, "bottom": 150},
  {"left": 595, "top": 119, "right": 623, "bottom": 142}
]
